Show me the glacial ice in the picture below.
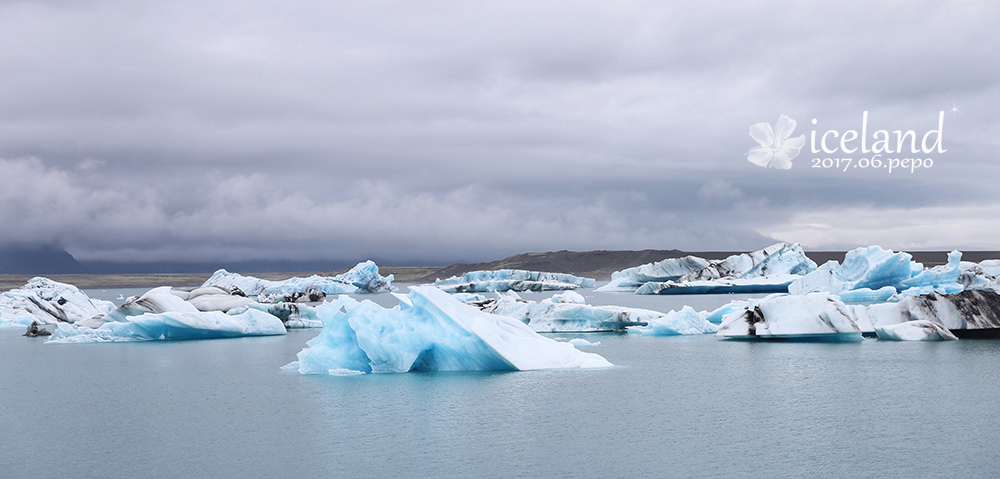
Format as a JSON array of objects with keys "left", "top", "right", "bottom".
[
  {"left": 864, "top": 289, "right": 1000, "bottom": 333},
  {"left": 627, "top": 306, "right": 719, "bottom": 336},
  {"left": 634, "top": 276, "right": 801, "bottom": 295},
  {"left": 0, "top": 277, "right": 115, "bottom": 328},
  {"left": 568, "top": 338, "right": 601, "bottom": 347},
  {"left": 874, "top": 320, "right": 958, "bottom": 341},
  {"left": 48, "top": 308, "right": 286, "bottom": 343},
  {"left": 600, "top": 243, "right": 816, "bottom": 295},
  {"left": 289, "top": 286, "right": 612, "bottom": 374},
  {"left": 202, "top": 260, "right": 396, "bottom": 301},
  {"left": 477, "top": 290, "right": 672, "bottom": 332},
  {"left": 789, "top": 247, "right": 964, "bottom": 300},
  {"left": 596, "top": 256, "right": 711, "bottom": 292},
  {"left": 716, "top": 293, "right": 863, "bottom": 341},
  {"left": 433, "top": 270, "right": 595, "bottom": 293}
]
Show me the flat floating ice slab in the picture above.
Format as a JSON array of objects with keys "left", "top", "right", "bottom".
[
  {"left": 635, "top": 276, "right": 796, "bottom": 295},
  {"left": 290, "top": 286, "right": 612, "bottom": 374},
  {"left": 47, "top": 309, "right": 287, "bottom": 343}
]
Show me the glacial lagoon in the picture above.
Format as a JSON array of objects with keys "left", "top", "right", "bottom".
[{"left": 2, "top": 285, "right": 999, "bottom": 478}]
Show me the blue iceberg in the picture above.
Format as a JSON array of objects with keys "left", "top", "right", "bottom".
[
  {"left": 287, "top": 286, "right": 612, "bottom": 374},
  {"left": 0, "top": 277, "right": 115, "bottom": 328},
  {"left": 789, "top": 247, "right": 965, "bottom": 300},
  {"left": 627, "top": 306, "right": 718, "bottom": 336},
  {"left": 434, "top": 270, "right": 596, "bottom": 293},
  {"left": 202, "top": 260, "right": 396, "bottom": 300}
]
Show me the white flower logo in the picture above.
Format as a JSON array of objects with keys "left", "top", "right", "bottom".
[{"left": 746, "top": 114, "right": 806, "bottom": 169}]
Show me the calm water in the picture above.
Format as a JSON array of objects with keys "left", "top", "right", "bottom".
[{"left": 2, "top": 286, "right": 999, "bottom": 478}]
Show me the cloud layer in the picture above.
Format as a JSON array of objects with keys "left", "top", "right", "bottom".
[{"left": 1, "top": 1, "right": 998, "bottom": 263}]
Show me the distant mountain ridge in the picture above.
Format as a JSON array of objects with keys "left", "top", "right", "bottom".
[
  {"left": 0, "top": 245, "right": 90, "bottom": 274},
  {"left": 409, "top": 249, "right": 998, "bottom": 283},
  {"left": 1, "top": 245, "right": 997, "bottom": 280}
]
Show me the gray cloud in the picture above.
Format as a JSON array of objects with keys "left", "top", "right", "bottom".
[{"left": 0, "top": 0, "right": 998, "bottom": 264}]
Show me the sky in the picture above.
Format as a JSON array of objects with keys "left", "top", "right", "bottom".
[{"left": 1, "top": 0, "right": 998, "bottom": 265}]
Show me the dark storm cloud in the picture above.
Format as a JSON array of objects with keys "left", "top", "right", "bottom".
[{"left": 0, "top": 0, "right": 998, "bottom": 263}]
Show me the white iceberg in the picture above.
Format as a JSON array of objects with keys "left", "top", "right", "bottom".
[
  {"left": 48, "top": 308, "right": 286, "bottom": 343},
  {"left": 568, "top": 338, "right": 601, "bottom": 347},
  {"left": 477, "top": 290, "right": 670, "bottom": 332},
  {"left": 433, "top": 270, "right": 595, "bottom": 293},
  {"left": 677, "top": 242, "right": 816, "bottom": 282},
  {"left": 627, "top": 306, "right": 719, "bottom": 336},
  {"left": 202, "top": 260, "right": 396, "bottom": 300},
  {"left": 716, "top": 293, "right": 863, "bottom": 341},
  {"left": 604, "top": 243, "right": 816, "bottom": 295},
  {"left": 288, "top": 286, "right": 612, "bottom": 374},
  {"left": 874, "top": 320, "right": 958, "bottom": 341},
  {"left": 596, "top": 256, "right": 711, "bottom": 292},
  {"left": 0, "top": 277, "right": 115, "bottom": 328},
  {"left": 76, "top": 285, "right": 320, "bottom": 330}
]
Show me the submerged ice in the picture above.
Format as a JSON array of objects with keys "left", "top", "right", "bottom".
[
  {"left": 289, "top": 286, "right": 612, "bottom": 374},
  {"left": 434, "top": 270, "right": 595, "bottom": 293}
]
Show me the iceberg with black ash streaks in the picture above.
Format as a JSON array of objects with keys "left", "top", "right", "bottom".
[
  {"left": 0, "top": 277, "right": 114, "bottom": 328},
  {"left": 602, "top": 243, "right": 816, "bottom": 295},
  {"left": 202, "top": 260, "right": 396, "bottom": 301},
  {"left": 286, "top": 286, "right": 612, "bottom": 374},
  {"left": 866, "top": 289, "right": 1000, "bottom": 339},
  {"left": 434, "top": 270, "right": 595, "bottom": 293},
  {"left": 716, "top": 293, "right": 863, "bottom": 341},
  {"left": 596, "top": 256, "right": 711, "bottom": 292}
]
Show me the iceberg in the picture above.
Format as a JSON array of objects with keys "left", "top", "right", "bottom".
[
  {"left": 48, "top": 309, "right": 286, "bottom": 343},
  {"left": 202, "top": 260, "right": 396, "bottom": 301},
  {"left": 596, "top": 256, "right": 711, "bottom": 292},
  {"left": 789, "top": 247, "right": 964, "bottom": 299},
  {"left": 0, "top": 277, "right": 115, "bottom": 328},
  {"left": 627, "top": 306, "right": 719, "bottom": 336},
  {"left": 865, "top": 289, "right": 1000, "bottom": 339},
  {"left": 716, "top": 293, "right": 863, "bottom": 341},
  {"left": 874, "top": 320, "right": 958, "bottom": 341},
  {"left": 634, "top": 276, "right": 801, "bottom": 295},
  {"left": 476, "top": 290, "right": 669, "bottom": 332},
  {"left": 288, "top": 286, "right": 612, "bottom": 374},
  {"left": 433, "top": 269, "right": 595, "bottom": 293},
  {"left": 603, "top": 243, "right": 817, "bottom": 295}
]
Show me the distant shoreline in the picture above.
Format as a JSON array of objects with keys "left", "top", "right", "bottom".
[{"left": 2, "top": 249, "right": 998, "bottom": 291}]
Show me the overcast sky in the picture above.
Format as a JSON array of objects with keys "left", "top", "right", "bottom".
[{"left": 1, "top": 1, "right": 998, "bottom": 265}]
